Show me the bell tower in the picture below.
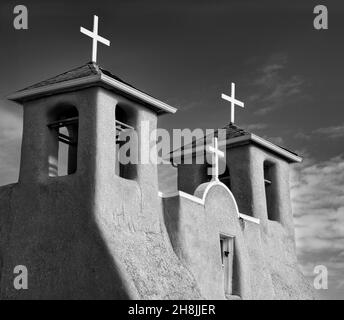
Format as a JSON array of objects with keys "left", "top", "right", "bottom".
[
  {"left": 3, "top": 62, "right": 177, "bottom": 299},
  {"left": 222, "top": 124, "right": 302, "bottom": 236},
  {"left": 9, "top": 62, "right": 176, "bottom": 193},
  {"left": 170, "top": 123, "right": 302, "bottom": 237}
]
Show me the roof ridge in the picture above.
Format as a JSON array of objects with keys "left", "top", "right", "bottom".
[
  {"left": 45, "top": 62, "right": 98, "bottom": 80},
  {"left": 87, "top": 61, "right": 101, "bottom": 74}
]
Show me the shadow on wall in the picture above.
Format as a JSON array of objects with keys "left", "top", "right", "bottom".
[
  {"left": 115, "top": 104, "right": 138, "bottom": 181},
  {"left": 0, "top": 179, "right": 135, "bottom": 300},
  {"left": 162, "top": 196, "right": 182, "bottom": 258}
]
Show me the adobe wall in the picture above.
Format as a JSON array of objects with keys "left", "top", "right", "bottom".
[
  {"left": 176, "top": 143, "right": 296, "bottom": 240},
  {"left": 161, "top": 182, "right": 315, "bottom": 300},
  {"left": 162, "top": 183, "right": 253, "bottom": 299},
  {"left": 0, "top": 85, "right": 313, "bottom": 299},
  {"left": 0, "top": 184, "right": 14, "bottom": 293},
  {"left": 0, "top": 87, "right": 202, "bottom": 299},
  {"left": 262, "top": 221, "right": 315, "bottom": 299},
  {"left": 92, "top": 87, "right": 203, "bottom": 298},
  {"left": 0, "top": 178, "right": 314, "bottom": 299},
  {"left": 177, "top": 163, "right": 208, "bottom": 195},
  {"left": 0, "top": 178, "right": 203, "bottom": 299},
  {"left": 227, "top": 144, "right": 295, "bottom": 238}
]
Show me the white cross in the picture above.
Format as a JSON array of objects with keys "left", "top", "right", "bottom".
[
  {"left": 80, "top": 15, "right": 111, "bottom": 63},
  {"left": 221, "top": 82, "right": 245, "bottom": 124},
  {"left": 207, "top": 137, "right": 225, "bottom": 181}
]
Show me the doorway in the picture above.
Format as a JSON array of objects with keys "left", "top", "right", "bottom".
[{"left": 220, "top": 235, "right": 235, "bottom": 295}]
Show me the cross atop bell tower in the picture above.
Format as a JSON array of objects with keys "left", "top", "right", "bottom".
[
  {"left": 221, "top": 82, "right": 245, "bottom": 124},
  {"left": 80, "top": 15, "right": 111, "bottom": 63}
]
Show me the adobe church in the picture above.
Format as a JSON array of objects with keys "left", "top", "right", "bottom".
[
  {"left": 0, "top": 15, "right": 314, "bottom": 300},
  {"left": 0, "top": 60, "right": 314, "bottom": 299}
]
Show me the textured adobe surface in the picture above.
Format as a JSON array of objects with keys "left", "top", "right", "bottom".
[
  {"left": 0, "top": 65, "right": 314, "bottom": 299},
  {"left": 0, "top": 87, "right": 202, "bottom": 299}
]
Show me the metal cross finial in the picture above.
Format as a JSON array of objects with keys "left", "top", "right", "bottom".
[
  {"left": 80, "top": 15, "right": 110, "bottom": 63},
  {"left": 221, "top": 82, "right": 245, "bottom": 124}
]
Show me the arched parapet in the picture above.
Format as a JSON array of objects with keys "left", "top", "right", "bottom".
[
  {"left": 159, "top": 180, "right": 259, "bottom": 300},
  {"left": 194, "top": 180, "right": 240, "bottom": 218},
  {"left": 159, "top": 181, "right": 260, "bottom": 226}
]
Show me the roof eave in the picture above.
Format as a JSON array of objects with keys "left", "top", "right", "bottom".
[
  {"left": 226, "top": 134, "right": 302, "bottom": 163},
  {"left": 168, "top": 133, "right": 302, "bottom": 163},
  {"left": 100, "top": 74, "right": 177, "bottom": 114},
  {"left": 7, "top": 74, "right": 177, "bottom": 115}
]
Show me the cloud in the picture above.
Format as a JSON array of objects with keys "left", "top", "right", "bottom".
[
  {"left": 242, "top": 123, "right": 267, "bottom": 131},
  {"left": 247, "top": 53, "right": 307, "bottom": 115},
  {"left": 0, "top": 99, "right": 22, "bottom": 186},
  {"left": 294, "top": 131, "right": 311, "bottom": 140},
  {"left": 291, "top": 154, "right": 344, "bottom": 294},
  {"left": 314, "top": 124, "right": 344, "bottom": 139},
  {"left": 262, "top": 135, "right": 284, "bottom": 146}
]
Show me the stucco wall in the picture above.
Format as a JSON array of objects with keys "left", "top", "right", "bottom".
[
  {"left": 263, "top": 222, "right": 314, "bottom": 299},
  {"left": 161, "top": 181, "right": 314, "bottom": 300},
  {"left": 0, "top": 87, "right": 202, "bottom": 299},
  {"left": 0, "top": 84, "right": 313, "bottom": 299},
  {"left": 0, "top": 184, "right": 14, "bottom": 295},
  {"left": 163, "top": 183, "right": 264, "bottom": 300},
  {"left": 177, "top": 163, "right": 208, "bottom": 195},
  {"left": 227, "top": 143, "right": 295, "bottom": 237}
]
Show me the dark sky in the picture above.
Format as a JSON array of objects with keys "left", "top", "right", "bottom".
[
  {"left": 1, "top": 0, "right": 344, "bottom": 159},
  {"left": 1, "top": 0, "right": 344, "bottom": 299}
]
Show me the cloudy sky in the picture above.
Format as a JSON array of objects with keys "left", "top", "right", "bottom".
[{"left": 1, "top": 0, "right": 343, "bottom": 299}]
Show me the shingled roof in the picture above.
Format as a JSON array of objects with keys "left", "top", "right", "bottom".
[
  {"left": 18, "top": 62, "right": 136, "bottom": 92},
  {"left": 8, "top": 62, "right": 177, "bottom": 114}
]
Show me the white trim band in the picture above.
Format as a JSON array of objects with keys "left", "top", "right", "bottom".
[
  {"left": 159, "top": 181, "right": 241, "bottom": 218},
  {"left": 239, "top": 213, "right": 260, "bottom": 225},
  {"left": 158, "top": 190, "right": 204, "bottom": 205},
  {"left": 8, "top": 74, "right": 177, "bottom": 115}
]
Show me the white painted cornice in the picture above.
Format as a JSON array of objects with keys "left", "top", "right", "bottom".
[{"left": 7, "top": 73, "right": 177, "bottom": 115}]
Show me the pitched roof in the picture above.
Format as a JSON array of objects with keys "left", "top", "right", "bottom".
[
  {"left": 218, "top": 123, "right": 251, "bottom": 140},
  {"left": 169, "top": 123, "right": 301, "bottom": 163},
  {"left": 8, "top": 62, "right": 177, "bottom": 114},
  {"left": 18, "top": 62, "right": 140, "bottom": 92}
]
